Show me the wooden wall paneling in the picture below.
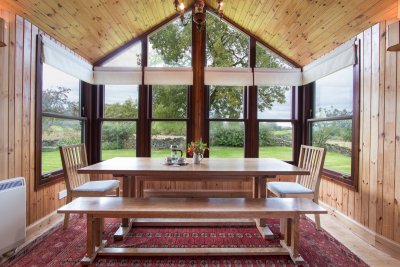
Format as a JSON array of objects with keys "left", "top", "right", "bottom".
[
  {"left": 22, "top": 18, "right": 32, "bottom": 224},
  {"left": 362, "top": 27, "right": 372, "bottom": 226},
  {"left": 0, "top": 9, "right": 9, "bottom": 180},
  {"left": 14, "top": 15, "right": 24, "bottom": 179},
  {"left": 376, "top": 21, "right": 387, "bottom": 235},
  {"left": 7, "top": 12, "right": 15, "bottom": 178},
  {"left": 369, "top": 23, "right": 380, "bottom": 232},
  {"left": 29, "top": 24, "right": 38, "bottom": 224},
  {"left": 342, "top": 187, "right": 349, "bottom": 216},
  {"left": 382, "top": 29, "right": 397, "bottom": 240},
  {"left": 395, "top": 51, "right": 400, "bottom": 243}
]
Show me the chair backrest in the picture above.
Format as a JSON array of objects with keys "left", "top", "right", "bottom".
[
  {"left": 296, "top": 145, "right": 326, "bottom": 194},
  {"left": 60, "top": 144, "right": 90, "bottom": 192}
]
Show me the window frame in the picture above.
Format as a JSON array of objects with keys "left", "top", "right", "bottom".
[
  {"left": 305, "top": 59, "right": 360, "bottom": 190},
  {"left": 35, "top": 35, "right": 87, "bottom": 189}
]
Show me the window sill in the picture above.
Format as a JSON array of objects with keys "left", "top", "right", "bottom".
[
  {"left": 321, "top": 169, "right": 357, "bottom": 191},
  {"left": 35, "top": 170, "right": 64, "bottom": 191}
]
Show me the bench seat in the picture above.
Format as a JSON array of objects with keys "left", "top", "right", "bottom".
[{"left": 58, "top": 197, "right": 327, "bottom": 265}]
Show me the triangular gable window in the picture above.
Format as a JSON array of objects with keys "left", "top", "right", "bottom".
[
  {"left": 102, "top": 42, "right": 142, "bottom": 67},
  {"left": 256, "top": 42, "right": 293, "bottom": 69}
]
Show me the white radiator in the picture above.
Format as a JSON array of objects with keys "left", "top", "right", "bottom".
[{"left": 0, "top": 177, "right": 26, "bottom": 255}]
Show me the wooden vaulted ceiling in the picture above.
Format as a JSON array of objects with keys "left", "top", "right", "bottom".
[{"left": 0, "top": 0, "right": 397, "bottom": 66}]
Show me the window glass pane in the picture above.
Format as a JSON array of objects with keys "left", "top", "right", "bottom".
[
  {"left": 152, "top": 85, "right": 187, "bottom": 119},
  {"left": 102, "top": 42, "right": 142, "bottom": 67},
  {"left": 314, "top": 66, "right": 353, "bottom": 118},
  {"left": 311, "top": 120, "right": 352, "bottom": 176},
  {"left": 101, "top": 121, "right": 136, "bottom": 160},
  {"left": 104, "top": 85, "right": 139, "bottom": 119},
  {"left": 258, "top": 86, "right": 292, "bottom": 119},
  {"left": 256, "top": 43, "right": 293, "bottom": 69},
  {"left": 209, "top": 122, "right": 244, "bottom": 158},
  {"left": 206, "top": 12, "right": 249, "bottom": 68},
  {"left": 42, "top": 117, "right": 83, "bottom": 174},
  {"left": 259, "top": 122, "right": 293, "bottom": 160},
  {"left": 42, "top": 64, "right": 80, "bottom": 116},
  {"left": 151, "top": 122, "right": 186, "bottom": 157},
  {"left": 148, "top": 13, "right": 192, "bottom": 67},
  {"left": 209, "top": 86, "right": 244, "bottom": 119}
]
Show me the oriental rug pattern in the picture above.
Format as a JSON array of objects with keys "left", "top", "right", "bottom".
[{"left": 5, "top": 216, "right": 368, "bottom": 267}]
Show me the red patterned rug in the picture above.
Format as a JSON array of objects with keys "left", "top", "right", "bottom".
[{"left": 5, "top": 216, "right": 368, "bottom": 267}]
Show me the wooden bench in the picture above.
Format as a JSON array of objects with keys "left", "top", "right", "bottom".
[{"left": 57, "top": 197, "right": 327, "bottom": 265}]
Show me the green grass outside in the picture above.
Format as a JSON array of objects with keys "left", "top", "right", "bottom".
[{"left": 42, "top": 146, "right": 351, "bottom": 175}]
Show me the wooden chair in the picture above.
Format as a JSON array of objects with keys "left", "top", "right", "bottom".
[
  {"left": 60, "top": 144, "right": 120, "bottom": 229},
  {"left": 267, "top": 145, "right": 326, "bottom": 228}
]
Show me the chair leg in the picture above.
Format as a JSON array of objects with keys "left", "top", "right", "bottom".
[
  {"left": 116, "top": 187, "right": 120, "bottom": 197},
  {"left": 63, "top": 213, "right": 70, "bottom": 229},
  {"left": 63, "top": 194, "right": 73, "bottom": 229},
  {"left": 313, "top": 198, "right": 321, "bottom": 229}
]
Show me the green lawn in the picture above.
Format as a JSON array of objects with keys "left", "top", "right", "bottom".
[{"left": 42, "top": 146, "right": 351, "bottom": 175}]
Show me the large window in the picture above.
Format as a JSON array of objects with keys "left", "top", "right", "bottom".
[
  {"left": 101, "top": 85, "right": 138, "bottom": 160},
  {"left": 208, "top": 86, "right": 245, "bottom": 158},
  {"left": 148, "top": 13, "right": 192, "bottom": 67},
  {"left": 258, "top": 86, "right": 294, "bottom": 161},
  {"left": 38, "top": 64, "right": 85, "bottom": 186},
  {"left": 150, "top": 85, "right": 189, "bottom": 157},
  {"left": 308, "top": 65, "right": 359, "bottom": 185}
]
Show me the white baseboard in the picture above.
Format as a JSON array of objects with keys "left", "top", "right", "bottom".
[{"left": 319, "top": 202, "right": 400, "bottom": 261}]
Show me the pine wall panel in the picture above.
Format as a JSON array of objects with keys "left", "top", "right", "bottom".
[{"left": 0, "top": 9, "right": 67, "bottom": 225}]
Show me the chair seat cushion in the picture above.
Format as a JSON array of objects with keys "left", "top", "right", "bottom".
[
  {"left": 73, "top": 180, "right": 119, "bottom": 193},
  {"left": 267, "top": 182, "right": 313, "bottom": 195}
]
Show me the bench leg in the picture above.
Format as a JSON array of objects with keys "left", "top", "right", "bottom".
[
  {"left": 280, "top": 215, "right": 303, "bottom": 264},
  {"left": 81, "top": 216, "right": 106, "bottom": 265},
  {"left": 114, "top": 175, "right": 135, "bottom": 241}
]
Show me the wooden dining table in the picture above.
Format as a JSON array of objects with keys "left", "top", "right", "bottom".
[{"left": 78, "top": 157, "right": 309, "bottom": 240}]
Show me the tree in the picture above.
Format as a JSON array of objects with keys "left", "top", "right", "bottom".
[
  {"left": 104, "top": 98, "right": 138, "bottom": 118},
  {"left": 148, "top": 12, "right": 290, "bottom": 119}
]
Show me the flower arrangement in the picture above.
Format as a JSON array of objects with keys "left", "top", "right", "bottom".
[{"left": 187, "top": 140, "right": 208, "bottom": 157}]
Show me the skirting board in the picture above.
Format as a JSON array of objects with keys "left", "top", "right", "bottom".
[{"left": 319, "top": 202, "right": 400, "bottom": 260}]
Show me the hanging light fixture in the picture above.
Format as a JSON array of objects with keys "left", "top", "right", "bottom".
[{"left": 173, "top": 0, "right": 224, "bottom": 30}]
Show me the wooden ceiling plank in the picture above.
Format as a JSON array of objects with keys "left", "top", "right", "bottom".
[
  {"left": 1, "top": 0, "right": 97, "bottom": 61},
  {"left": 300, "top": 1, "right": 397, "bottom": 64},
  {"left": 292, "top": 0, "right": 396, "bottom": 64}
]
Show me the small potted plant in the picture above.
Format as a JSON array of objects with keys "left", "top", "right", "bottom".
[{"left": 187, "top": 140, "right": 208, "bottom": 164}]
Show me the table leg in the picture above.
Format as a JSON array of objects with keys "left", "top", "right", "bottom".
[
  {"left": 255, "top": 176, "right": 274, "bottom": 240},
  {"left": 114, "top": 175, "right": 136, "bottom": 241}
]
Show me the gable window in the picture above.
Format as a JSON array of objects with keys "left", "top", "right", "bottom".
[
  {"left": 37, "top": 64, "right": 86, "bottom": 187},
  {"left": 307, "top": 65, "right": 359, "bottom": 185}
]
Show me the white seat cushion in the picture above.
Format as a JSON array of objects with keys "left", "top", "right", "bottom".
[
  {"left": 267, "top": 182, "right": 313, "bottom": 195},
  {"left": 73, "top": 180, "right": 119, "bottom": 193}
]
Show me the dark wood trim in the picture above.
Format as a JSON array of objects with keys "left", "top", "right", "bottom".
[
  {"left": 99, "top": 118, "right": 138, "bottom": 122},
  {"left": 205, "top": 5, "right": 300, "bottom": 68},
  {"left": 293, "top": 86, "right": 302, "bottom": 165},
  {"left": 41, "top": 113, "right": 86, "bottom": 121},
  {"left": 350, "top": 40, "right": 361, "bottom": 191},
  {"left": 137, "top": 37, "right": 151, "bottom": 157},
  {"left": 245, "top": 37, "right": 258, "bottom": 158},
  {"left": 307, "top": 115, "right": 353, "bottom": 123},
  {"left": 34, "top": 34, "right": 47, "bottom": 190},
  {"left": 192, "top": 6, "right": 206, "bottom": 140}
]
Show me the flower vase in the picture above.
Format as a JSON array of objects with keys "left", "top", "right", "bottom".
[{"left": 193, "top": 153, "right": 203, "bottom": 164}]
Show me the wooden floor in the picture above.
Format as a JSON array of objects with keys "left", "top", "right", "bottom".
[
  {"left": 307, "top": 214, "right": 400, "bottom": 267},
  {"left": 1, "top": 212, "right": 399, "bottom": 266}
]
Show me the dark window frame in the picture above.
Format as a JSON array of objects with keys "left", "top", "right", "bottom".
[
  {"left": 35, "top": 35, "right": 87, "bottom": 190},
  {"left": 304, "top": 44, "right": 360, "bottom": 190}
]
